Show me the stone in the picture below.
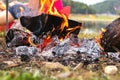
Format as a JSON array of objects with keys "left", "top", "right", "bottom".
[{"left": 104, "top": 65, "right": 118, "bottom": 75}]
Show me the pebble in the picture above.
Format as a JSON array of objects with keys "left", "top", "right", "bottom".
[{"left": 104, "top": 65, "right": 118, "bottom": 75}]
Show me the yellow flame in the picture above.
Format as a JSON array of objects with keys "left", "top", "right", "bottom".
[
  {"left": 101, "top": 28, "right": 106, "bottom": 33},
  {"left": 39, "top": 0, "right": 62, "bottom": 17},
  {"left": 59, "top": 38, "right": 63, "bottom": 42},
  {"left": 46, "top": 35, "right": 51, "bottom": 39},
  {"left": 96, "top": 39, "right": 104, "bottom": 50},
  {"left": 67, "top": 26, "right": 80, "bottom": 31},
  {"left": 52, "top": 26, "right": 55, "bottom": 32},
  {"left": 28, "top": 37, "right": 37, "bottom": 46},
  {"left": 60, "top": 14, "right": 69, "bottom": 31},
  {"left": 39, "top": 0, "right": 47, "bottom": 12},
  {"left": 66, "top": 26, "right": 80, "bottom": 37},
  {"left": 95, "top": 28, "right": 106, "bottom": 50},
  {"left": 38, "top": 0, "right": 80, "bottom": 42},
  {"left": 46, "top": 0, "right": 56, "bottom": 14}
]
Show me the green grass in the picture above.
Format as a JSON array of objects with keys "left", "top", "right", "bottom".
[
  {"left": 70, "top": 14, "right": 119, "bottom": 22},
  {"left": 0, "top": 64, "right": 120, "bottom": 80},
  {"left": 78, "top": 33, "right": 98, "bottom": 39}
]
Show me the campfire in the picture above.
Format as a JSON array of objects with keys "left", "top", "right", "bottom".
[{"left": 5, "top": 0, "right": 120, "bottom": 65}]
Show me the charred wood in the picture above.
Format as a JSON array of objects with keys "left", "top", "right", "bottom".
[
  {"left": 6, "top": 29, "right": 32, "bottom": 47},
  {"left": 100, "top": 18, "right": 120, "bottom": 52},
  {"left": 20, "top": 13, "right": 82, "bottom": 38}
]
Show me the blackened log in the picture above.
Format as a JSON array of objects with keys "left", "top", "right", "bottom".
[
  {"left": 20, "top": 13, "right": 82, "bottom": 38},
  {"left": 6, "top": 29, "right": 31, "bottom": 47},
  {"left": 100, "top": 18, "right": 120, "bottom": 52}
]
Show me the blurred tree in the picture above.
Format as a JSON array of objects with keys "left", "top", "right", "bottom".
[
  {"left": 62, "top": 0, "right": 96, "bottom": 14},
  {"left": 91, "top": 0, "right": 120, "bottom": 14}
]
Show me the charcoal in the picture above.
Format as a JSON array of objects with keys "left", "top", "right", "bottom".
[
  {"left": 78, "top": 39, "right": 101, "bottom": 60},
  {"left": 6, "top": 29, "right": 30, "bottom": 47},
  {"left": 6, "top": 28, "right": 38, "bottom": 47},
  {"left": 20, "top": 54, "right": 30, "bottom": 62},
  {"left": 20, "top": 13, "right": 82, "bottom": 38},
  {"left": 80, "top": 53, "right": 99, "bottom": 64},
  {"left": 100, "top": 18, "right": 120, "bottom": 52}
]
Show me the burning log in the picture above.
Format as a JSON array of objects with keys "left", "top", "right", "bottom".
[
  {"left": 100, "top": 18, "right": 120, "bottom": 52},
  {"left": 6, "top": 29, "right": 36, "bottom": 47},
  {"left": 20, "top": 13, "right": 82, "bottom": 39}
]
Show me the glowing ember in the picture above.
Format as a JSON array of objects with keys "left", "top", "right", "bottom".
[
  {"left": 101, "top": 28, "right": 106, "bottom": 33},
  {"left": 37, "top": 38, "right": 53, "bottom": 50},
  {"left": 95, "top": 28, "right": 107, "bottom": 51},
  {"left": 28, "top": 36, "right": 37, "bottom": 46}
]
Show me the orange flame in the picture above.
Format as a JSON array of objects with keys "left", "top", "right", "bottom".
[
  {"left": 96, "top": 28, "right": 106, "bottom": 50},
  {"left": 101, "top": 28, "right": 106, "bottom": 33},
  {"left": 39, "top": 0, "right": 61, "bottom": 17},
  {"left": 39, "top": 0, "right": 69, "bottom": 31},
  {"left": 39, "top": 0, "right": 71, "bottom": 40},
  {"left": 28, "top": 36, "right": 37, "bottom": 46}
]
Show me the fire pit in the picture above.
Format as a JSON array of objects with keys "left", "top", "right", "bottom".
[
  {"left": 5, "top": 12, "right": 105, "bottom": 65},
  {"left": 4, "top": 0, "right": 120, "bottom": 66}
]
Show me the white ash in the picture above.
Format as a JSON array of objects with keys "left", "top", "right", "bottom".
[
  {"left": 52, "top": 35, "right": 59, "bottom": 43},
  {"left": 52, "top": 38, "right": 70, "bottom": 56},
  {"left": 78, "top": 39, "right": 101, "bottom": 59},
  {"left": 107, "top": 52, "right": 120, "bottom": 60},
  {"left": 59, "top": 38, "right": 70, "bottom": 45},
  {"left": 64, "top": 34, "right": 80, "bottom": 55},
  {"left": 65, "top": 46, "right": 79, "bottom": 55},
  {"left": 16, "top": 46, "right": 38, "bottom": 56},
  {"left": 39, "top": 48, "right": 54, "bottom": 57},
  {"left": 69, "top": 34, "right": 80, "bottom": 46}
]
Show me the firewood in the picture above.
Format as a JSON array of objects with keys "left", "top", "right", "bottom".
[
  {"left": 6, "top": 29, "right": 31, "bottom": 47},
  {"left": 20, "top": 13, "right": 82, "bottom": 38},
  {"left": 100, "top": 18, "right": 120, "bottom": 52}
]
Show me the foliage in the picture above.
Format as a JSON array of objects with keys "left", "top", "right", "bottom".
[
  {"left": 4, "top": 0, "right": 96, "bottom": 14},
  {"left": 91, "top": 0, "right": 120, "bottom": 14},
  {"left": 62, "top": 0, "right": 96, "bottom": 14},
  {"left": 0, "top": 70, "right": 53, "bottom": 80}
]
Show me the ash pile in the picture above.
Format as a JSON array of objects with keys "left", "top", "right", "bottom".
[{"left": 5, "top": 13, "right": 120, "bottom": 66}]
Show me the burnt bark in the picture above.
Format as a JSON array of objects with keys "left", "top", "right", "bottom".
[
  {"left": 6, "top": 29, "right": 31, "bottom": 47},
  {"left": 100, "top": 18, "right": 120, "bottom": 52},
  {"left": 20, "top": 13, "right": 82, "bottom": 38}
]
